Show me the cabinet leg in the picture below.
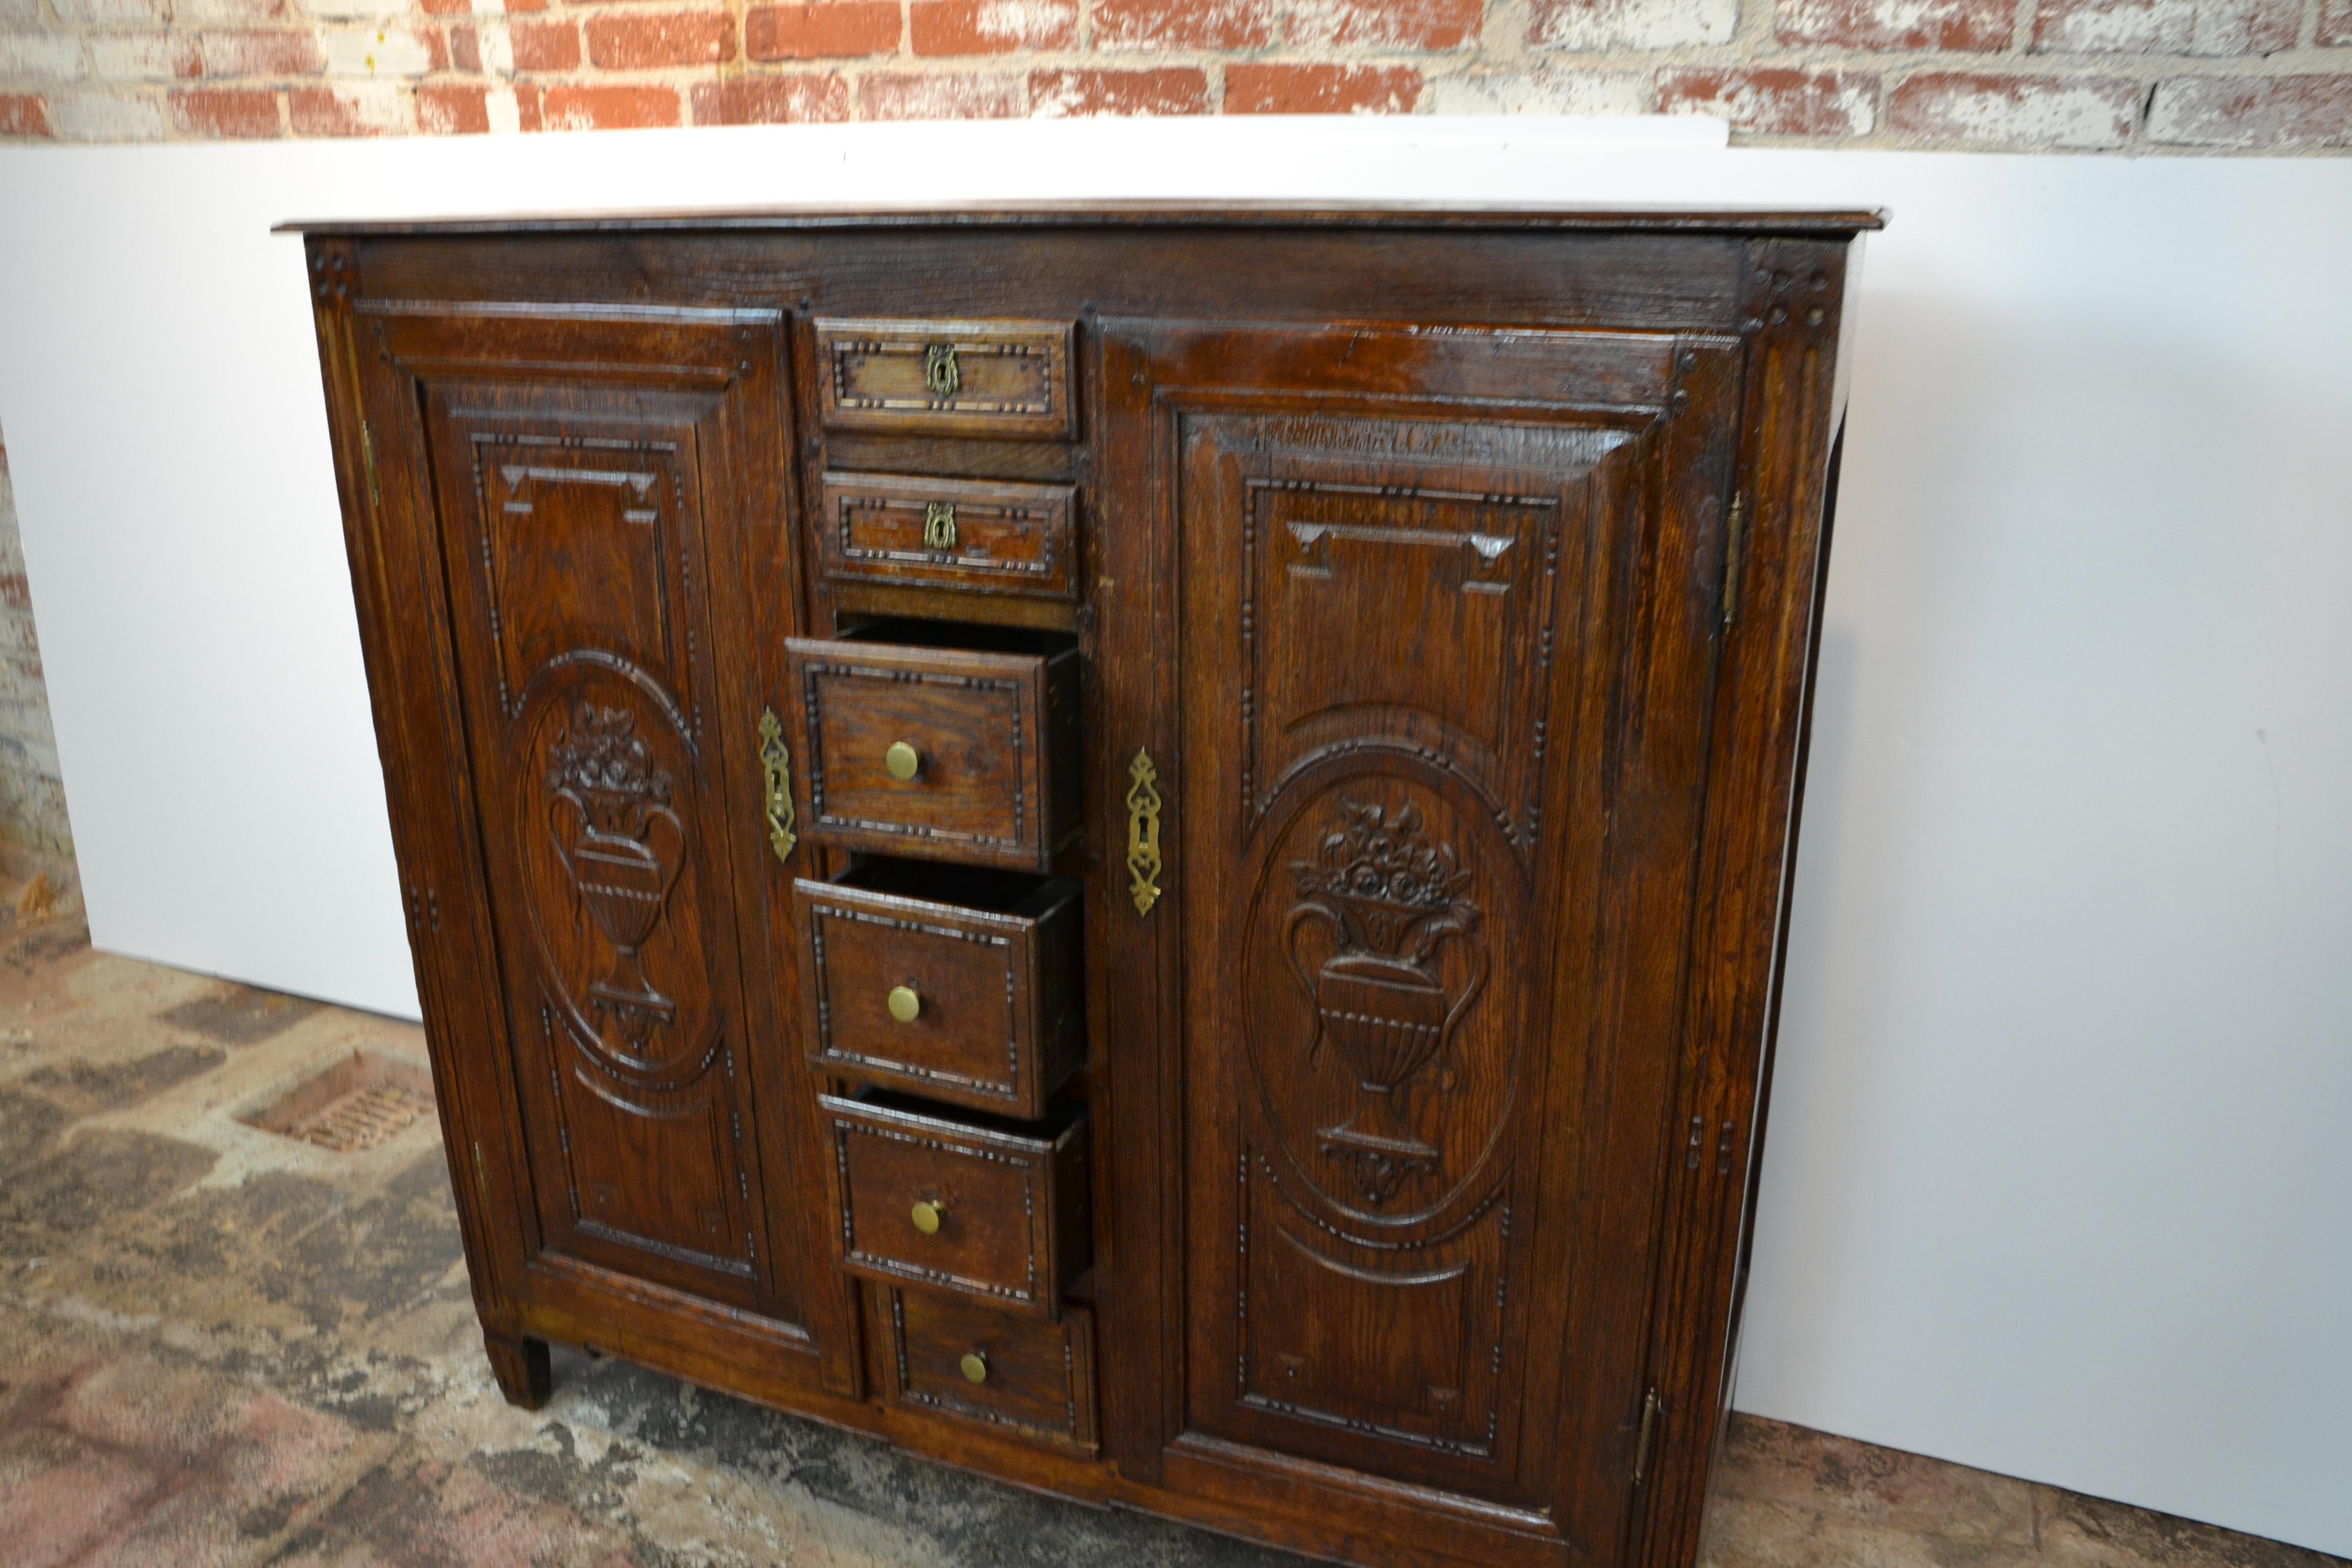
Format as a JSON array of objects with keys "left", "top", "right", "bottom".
[{"left": 483, "top": 1332, "right": 552, "bottom": 1410}]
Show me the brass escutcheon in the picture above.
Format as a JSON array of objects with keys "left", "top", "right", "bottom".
[
  {"left": 1126, "top": 749, "right": 1162, "bottom": 916},
  {"left": 757, "top": 708, "right": 796, "bottom": 862},
  {"left": 922, "top": 500, "right": 958, "bottom": 551},
  {"left": 923, "top": 342, "right": 960, "bottom": 399}
]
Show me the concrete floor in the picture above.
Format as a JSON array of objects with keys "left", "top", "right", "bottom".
[{"left": 0, "top": 895, "right": 2339, "bottom": 1568}]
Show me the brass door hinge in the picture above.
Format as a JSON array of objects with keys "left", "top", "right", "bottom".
[
  {"left": 1632, "top": 1389, "right": 1663, "bottom": 1486},
  {"left": 360, "top": 421, "right": 381, "bottom": 508},
  {"left": 1720, "top": 493, "right": 1745, "bottom": 626}
]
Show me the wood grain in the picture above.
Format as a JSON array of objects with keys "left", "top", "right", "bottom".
[{"left": 297, "top": 206, "right": 1869, "bottom": 1568}]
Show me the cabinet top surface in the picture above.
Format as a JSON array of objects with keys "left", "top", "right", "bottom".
[{"left": 278, "top": 199, "right": 1885, "bottom": 238}]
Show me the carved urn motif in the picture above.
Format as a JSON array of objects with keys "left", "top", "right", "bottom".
[
  {"left": 1284, "top": 798, "right": 1488, "bottom": 1205},
  {"left": 546, "top": 702, "right": 685, "bottom": 1052}
]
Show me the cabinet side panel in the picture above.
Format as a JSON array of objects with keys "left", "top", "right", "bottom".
[{"left": 1629, "top": 240, "right": 1856, "bottom": 1568}]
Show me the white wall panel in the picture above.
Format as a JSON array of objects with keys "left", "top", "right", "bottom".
[{"left": 0, "top": 121, "right": 2346, "bottom": 1557}]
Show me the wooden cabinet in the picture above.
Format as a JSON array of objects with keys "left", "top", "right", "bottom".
[{"left": 296, "top": 205, "right": 1876, "bottom": 1568}]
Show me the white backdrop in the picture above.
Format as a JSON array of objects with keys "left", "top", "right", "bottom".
[{"left": 1, "top": 122, "right": 2346, "bottom": 1557}]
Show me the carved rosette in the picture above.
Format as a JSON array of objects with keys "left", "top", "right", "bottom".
[
  {"left": 546, "top": 702, "right": 685, "bottom": 1054},
  {"left": 1284, "top": 799, "right": 1489, "bottom": 1206}
]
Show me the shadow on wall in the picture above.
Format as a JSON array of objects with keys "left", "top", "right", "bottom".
[{"left": 0, "top": 415, "right": 80, "bottom": 919}]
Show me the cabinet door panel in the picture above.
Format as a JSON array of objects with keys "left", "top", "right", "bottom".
[
  {"left": 369, "top": 308, "right": 818, "bottom": 1327},
  {"left": 1098, "top": 322, "right": 1743, "bottom": 1557}
]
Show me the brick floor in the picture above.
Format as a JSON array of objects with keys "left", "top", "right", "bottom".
[{"left": 0, "top": 879, "right": 2339, "bottom": 1568}]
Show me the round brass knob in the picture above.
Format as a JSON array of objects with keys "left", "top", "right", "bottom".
[
  {"left": 887, "top": 985, "right": 921, "bottom": 1023},
  {"left": 910, "top": 1200, "right": 945, "bottom": 1235},
  {"left": 960, "top": 1349, "right": 989, "bottom": 1384},
  {"left": 884, "top": 741, "right": 920, "bottom": 781}
]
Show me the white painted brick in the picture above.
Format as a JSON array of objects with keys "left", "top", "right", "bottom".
[
  {"left": 485, "top": 82, "right": 522, "bottom": 133},
  {"left": 2032, "top": 0, "right": 2300, "bottom": 55},
  {"left": 321, "top": 23, "right": 435, "bottom": 79},
  {"left": 168, "top": 0, "right": 296, "bottom": 22},
  {"left": 1890, "top": 72, "right": 2136, "bottom": 147},
  {"left": 1530, "top": 0, "right": 1736, "bottom": 48},
  {"left": 0, "top": 33, "right": 90, "bottom": 81},
  {"left": 476, "top": 21, "right": 514, "bottom": 74},
  {"left": 50, "top": 90, "right": 167, "bottom": 139},
  {"left": 51, "top": 0, "right": 165, "bottom": 23},
  {"left": 962, "top": 0, "right": 1075, "bottom": 46},
  {"left": 87, "top": 31, "right": 199, "bottom": 80},
  {"left": 301, "top": 0, "right": 412, "bottom": 21},
  {"left": 1425, "top": 68, "right": 1653, "bottom": 115},
  {"left": 301, "top": 77, "right": 409, "bottom": 129}
]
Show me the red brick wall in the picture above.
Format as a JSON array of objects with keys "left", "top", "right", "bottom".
[{"left": 0, "top": 0, "right": 2345, "bottom": 150}]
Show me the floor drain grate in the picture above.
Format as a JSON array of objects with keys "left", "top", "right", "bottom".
[
  {"left": 243, "top": 1050, "right": 435, "bottom": 1153},
  {"left": 289, "top": 1083, "right": 432, "bottom": 1152}
]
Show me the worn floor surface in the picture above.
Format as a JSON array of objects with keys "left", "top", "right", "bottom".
[{"left": 0, "top": 902, "right": 2338, "bottom": 1568}]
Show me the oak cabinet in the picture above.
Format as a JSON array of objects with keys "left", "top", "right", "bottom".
[{"left": 297, "top": 205, "right": 1876, "bottom": 1568}]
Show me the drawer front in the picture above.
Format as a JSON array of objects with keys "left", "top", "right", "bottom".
[
  {"left": 786, "top": 638, "right": 1079, "bottom": 871},
  {"left": 796, "top": 873, "right": 1084, "bottom": 1118},
  {"left": 884, "top": 1290, "right": 1098, "bottom": 1453},
  {"left": 818, "top": 472, "right": 1077, "bottom": 603},
  {"left": 820, "top": 1093, "right": 1089, "bottom": 1317},
  {"left": 815, "top": 317, "right": 1074, "bottom": 439}
]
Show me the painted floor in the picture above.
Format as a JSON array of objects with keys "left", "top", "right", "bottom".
[{"left": 0, "top": 895, "right": 2339, "bottom": 1568}]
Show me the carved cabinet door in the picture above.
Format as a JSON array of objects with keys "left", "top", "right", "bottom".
[
  {"left": 1096, "top": 321, "right": 1745, "bottom": 1562},
  {"left": 357, "top": 306, "right": 825, "bottom": 1337}
]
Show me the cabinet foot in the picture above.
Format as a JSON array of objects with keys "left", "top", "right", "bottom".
[{"left": 484, "top": 1332, "right": 552, "bottom": 1410}]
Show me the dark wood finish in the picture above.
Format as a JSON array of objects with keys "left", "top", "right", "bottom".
[
  {"left": 815, "top": 316, "right": 1076, "bottom": 439},
  {"left": 279, "top": 201, "right": 1885, "bottom": 237},
  {"left": 881, "top": 1289, "right": 1101, "bottom": 1453},
  {"left": 796, "top": 861, "right": 1085, "bottom": 1118},
  {"left": 819, "top": 1091, "right": 1091, "bottom": 1318},
  {"left": 482, "top": 1330, "right": 552, "bottom": 1410},
  {"left": 817, "top": 471, "right": 1079, "bottom": 607},
  {"left": 1139, "top": 320, "right": 1735, "bottom": 1534},
  {"left": 296, "top": 204, "right": 1875, "bottom": 1568},
  {"left": 785, "top": 628, "right": 1083, "bottom": 872},
  {"left": 352, "top": 305, "right": 824, "bottom": 1328}
]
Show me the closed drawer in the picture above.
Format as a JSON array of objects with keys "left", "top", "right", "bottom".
[
  {"left": 786, "top": 622, "right": 1080, "bottom": 872},
  {"left": 796, "top": 862, "right": 1084, "bottom": 1119},
  {"left": 817, "top": 471, "right": 1076, "bottom": 604},
  {"left": 819, "top": 1091, "right": 1089, "bottom": 1318},
  {"left": 882, "top": 1289, "right": 1098, "bottom": 1454},
  {"left": 815, "top": 317, "right": 1074, "bottom": 440}
]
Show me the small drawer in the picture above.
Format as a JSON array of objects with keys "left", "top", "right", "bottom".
[
  {"left": 882, "top": 1289, "right": 1098, "bottom": 1454},
  {"left": 818, "top": 472, "right": 1076, "bottom": 604},
  {"left": 796, "top": 862, "right": 1084, "bottom": 1119},
  {"left": 815, "top": 317, "right": 1074, "bottom": 440},
  {"left": 786, "top": 621, "right": 1080, "bottom": 872},
  {"left": 819, "top": 1091, "right": 1089, "bottom": 1318}
]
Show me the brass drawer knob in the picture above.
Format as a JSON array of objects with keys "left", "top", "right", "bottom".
[
  {"left": 885, "top": 741, "right": 921, "bottom": 781},
  {"left": 960, "top": 1349, "right": 989, "bottom": 1385},
  {"left": 888, "top": 985, "right": 921, "bottom": 1023},
  {"left": 910, "top": 1200, "right": 946, "bottom": 1235}
]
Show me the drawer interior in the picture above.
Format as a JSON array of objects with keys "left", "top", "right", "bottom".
[
  {"left": 831, "top": 856, "right": 1073, "bottom": 922},
  {"left": 833, "top": 614, "right": 1074, "bottom": 661},
  {"left": 843, "top": 1085, "right": 1087, "bottom": 1145}
]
